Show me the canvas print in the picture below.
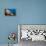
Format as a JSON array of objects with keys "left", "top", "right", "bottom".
[
  {"left": 8, "top": 32, "right": 18, "bottom": 46},
  {"left": 18, "top": 25, "right": 46, "bottom": 41},
  {"left": 5, "top": 8, "right": 16, "bottom": 16},
  {"left": 7, "top": 32, "right": 18, "bottom": 46}
]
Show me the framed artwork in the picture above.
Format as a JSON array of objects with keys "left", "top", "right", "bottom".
[
  {"left": 8, "top": 32, "right": 18, "bottom": 46},
  {"left": 18, "top": 24, "right": 46, "bottom": 41},
  {"left": 4, "top": 8, "right": 16, "bottom": 16}
]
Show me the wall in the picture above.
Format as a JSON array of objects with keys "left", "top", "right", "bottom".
[{"left": 0, "top": 0, "right": 46, "bottom": 45}]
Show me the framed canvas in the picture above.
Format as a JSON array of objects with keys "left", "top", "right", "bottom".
[
  {"left": 18, "top": 24, "right": 46, "bottom": 41},
  {"left": 4, "top": 8, "right": 16, "bottom": 16}
]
